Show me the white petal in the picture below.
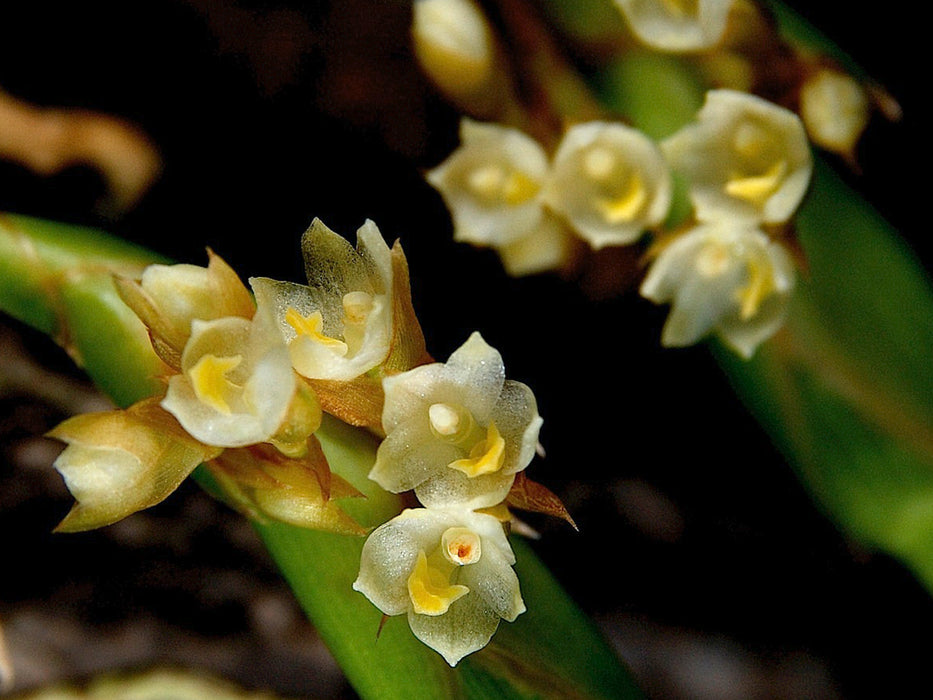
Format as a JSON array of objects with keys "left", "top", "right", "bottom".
[{"left": 408, "top": 594, "right": 502, "bottom": 666}]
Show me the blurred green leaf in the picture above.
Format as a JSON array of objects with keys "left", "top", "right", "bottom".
[{"left": 571, "top": 0, "right": 933, "bottom": 590}]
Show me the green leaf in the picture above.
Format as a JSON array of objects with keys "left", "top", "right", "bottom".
[{"left": 717, "top": 160, "right": 933, "bottom": 589}]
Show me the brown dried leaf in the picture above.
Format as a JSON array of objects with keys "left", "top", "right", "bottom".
[
  {"left": 506, "top": 472, "right": 577, "bottom": 530},
  {"left": 384, "top": 240, "right": 433, "bottom": 372},
  {"left": 308, "top": 376, "right": 385, "bottom": 432}
]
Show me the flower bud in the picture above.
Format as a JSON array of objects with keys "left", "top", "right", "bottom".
[
  {"left": 799, "top": 68, "right": 870, "bottom": 160},
  {"left": 412, "top": 0, "right": 496, "bottom": 110}
]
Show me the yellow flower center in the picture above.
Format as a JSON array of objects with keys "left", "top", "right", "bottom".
[
  {"left": 695, "top": 241, "right": 733, "bottom": 278},
  {"left": 407, "top": 549, "right": 469, "bottom": 616},
  {"left": 726, "top": 121, "right": 787, "bottom": 205},
  {"left": 467, "top": 165, "right": 540, "bottom": 206},
  {"left": 448, "top": 420, "right": 506, "bottom": 477},
  {"left": 725, "top": 160, "right": 787, "bottom": 205},
  {"left": 597, "top": 171, "right": 648, "bottom": 224},
  {"left": 189, "top": 353, "right": 243, "bottom": 414},
  {"left": 285, "top": 308, "right": 349, "bottom": 356}
]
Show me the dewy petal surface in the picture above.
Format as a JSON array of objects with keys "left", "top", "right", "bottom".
[
  {"left": 371, "top": 332, "right": 540, "bottom": 509},
  {"left": 251, "top": 219, "right": 394, "bottom": 381},
  {"left": 353, "top": 508, "right": 524, "bottom": 666}
]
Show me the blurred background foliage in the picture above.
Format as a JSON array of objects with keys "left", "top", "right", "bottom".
[{"left": 1, "top": 1, "right": 931, "bottom": 698}]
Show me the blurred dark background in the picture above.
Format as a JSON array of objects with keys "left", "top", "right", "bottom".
[{"left": 1, "top": 1, "right": 930, "bottom": 698}]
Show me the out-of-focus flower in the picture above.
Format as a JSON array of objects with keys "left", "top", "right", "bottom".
[
  {"left": 160, "top": 308, "right": 298, "bottom": 448},
  {"left": 662, "top": 89, "right": 812, "bottom": 225},
  {"left": 370, "top": 332, "right": 542, "bottom": 510},
  {"left": 495, "top": 212, "right": 579, "bottom": 277},
  {"left": 799, "top": 68, "right": 870, "bottom": 161},
  {"left": 411, "top": 0, "right": 495, "bottom": 103},
  {"left": 426, "top": 119, "right": 549, "bottom": 249},
  {"left": 353, "top": 507, "right": 525, "bottom": 666},
  {"left": 640, "top": 220, "right": 796, "bottom": 357},
  {"left": 115, "top": 250, "right": 256, "bottom": 371},
  {"left": 48, "top": 399, "right": 223, "bottom": 531},
  {"left": 613, "top": 0, "right": 734, "bottom": 52},
  {"left": 543, "top": 121, "right": 672, "bottom": 249}
]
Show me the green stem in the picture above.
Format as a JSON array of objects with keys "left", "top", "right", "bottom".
[{"left": 0, "top": 212, "right": 641, "bottom": 699}]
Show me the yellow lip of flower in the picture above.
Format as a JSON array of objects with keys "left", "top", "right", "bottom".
[
  {"left": 734, "top": 253, "right": 776, "bottom": 320},
  {"left": 188, "top": 353, "right": 243, "bottom": 415},
  {"left": 448, "top": 420, "right": 506, "bottom": 477},
  {"left": 408, "top": 549, "right": 470, "bottom": 616},
  {"left": 724, "top": 159, "right": 787, "bottom": 205},
  {"left": 285, "top": 307, "right": 349, "bottom": 356},
  {"left": 596, "top": 171, "right": 648, "bottom": 224}
]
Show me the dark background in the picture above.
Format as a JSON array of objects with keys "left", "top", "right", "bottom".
[{"left": 1, "top": 1, "right": 930, "bottom": 698}]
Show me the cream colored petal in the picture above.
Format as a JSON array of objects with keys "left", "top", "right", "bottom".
[
  {"left": 369, "top": 419, "right": 462, "bottom": 494},
  {"left": 661, "top": 89, "right": 812, "bottom": 225},
  {"left": 641, "top": 222, "right": 794, "bottom": 353},
  {"left": 443, "top": 332, "right": 506, "bottom": 421},
  {"left": 497, "top": 214, "right": 578, "bottom": 277},
  {"left": 162, "top": 316, "right": 295, "bottom": 447},
  {"left": 415, "top": 468, "right": 516, "bottom": 510},
  {"left": 492, "top": 379, "right": 543, "bottom": 476},
  {"left": 459, "top": 535, "right": 525, "bottom": 621}
]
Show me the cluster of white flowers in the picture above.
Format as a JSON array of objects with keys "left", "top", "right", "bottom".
[
  {"left": 644, "top": 89, "right": 810, "bottom": 357},
  {"left": 427, "top": 89, "right": 811, "bottom": 358},
  {"left": 48, "top": 218, "right": 550, "bottom": 667},
  {"left": 427, "top": 118, "right": 671, "bottom": 275},
  {"left": 354, "top": 330, "right": 542, "bottom": 665}
]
